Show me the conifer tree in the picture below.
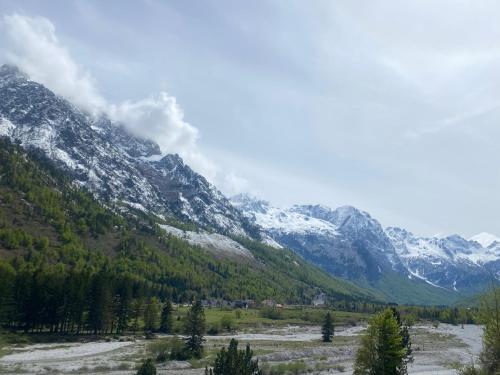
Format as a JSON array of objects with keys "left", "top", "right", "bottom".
[
  {"left": 87, "top": 273, "right": 114, "bottom": 334},
  {"left": 131, "top": 297, "right": 145, "bottom": 335},
  {"left": 322, "top": 312, "right": 334, "bottom": 342},
  {"left": 205, "top": 339, "right": 262, "bottom": 375},
  {"left": 0, "top": 261, "right": 16, "bottom": 326},
  {"left": 184, "top": 300, "right": 206, "bottom": 358},
  {"left": 144, "top": 297, "right": 160, "bottom": 332},
  {"left": 159, "top": 300, "right": 174, "bottom": 334},
  {"left": 354, "top": 309, "right": 407, "bottom": 375},
  {"left": 390, "top": 307, "right": 413, "bottom": 373}
]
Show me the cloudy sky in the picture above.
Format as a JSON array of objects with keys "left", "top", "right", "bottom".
[{"left": 0, "top": 0, "right": 499, "bottom": 237}]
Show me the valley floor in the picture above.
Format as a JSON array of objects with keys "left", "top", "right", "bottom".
[{"left": 0, "top": 324, "right": 482, "bottom": 375}]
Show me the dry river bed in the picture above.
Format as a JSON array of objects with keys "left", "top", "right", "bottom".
[{"left": 0, "top": 324, "right": 483, "bottom": 374}]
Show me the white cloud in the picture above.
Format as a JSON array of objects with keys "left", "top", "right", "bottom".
[
  {"left": 3, "top": 14, "right": 106, "bottom": 115},
  {"left": 1, "top": 13, "right": 246, "bottom": 193}
]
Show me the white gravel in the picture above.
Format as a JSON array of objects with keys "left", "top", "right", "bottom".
[{"left": 1, "top": 340, "right": 134, "bottom": 362}]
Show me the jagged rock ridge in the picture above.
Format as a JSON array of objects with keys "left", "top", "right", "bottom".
[{"left": 0, "top": 64, "right": 256, "bottom": 237}]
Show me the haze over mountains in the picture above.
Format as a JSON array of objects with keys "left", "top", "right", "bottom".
[{"left": 1, "top": 63, "right": 499, "bottom": 304}]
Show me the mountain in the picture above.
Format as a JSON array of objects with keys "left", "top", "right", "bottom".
[
  {"left": 0, "top": 137, "right": 375, "bottom": 307},
  {"left": 232, "top": 195, "right": 453, "bottom": 304},
  {"left": 0, "top": 64, "right": 378, "bottom": 307},
  {"left": 0, "top": 64, "right": 257, "bottom": 238},
  {"left": 232, "top": 194, "right": 500, "bottom": 304},
  {"left": 232, "top": 194, "right": 404, "bottom": 281},
  {"left": 387, "top": 228, "right": 500, "bottom": 293},
  {"left": 1, "top": 63, "right": 497, "bottom": 306}
]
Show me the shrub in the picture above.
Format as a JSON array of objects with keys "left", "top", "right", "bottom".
[
  {"left": 147, "top": 339, "right": 170, "bottom": 362},
  {"left": 261, "top": 360, "right": 308, "bottom": 375},
  {"left": 260, "top": 308, "right": 282, "bottom": 320},
  {"left": 205, "top": 339, "right": 262, "bottom": 375},
  {"left": 220, "top": 315, "right": 234, "bottom": 331},
  {"left": 207, "top": 324, "right": 221, "bottom": 335},
  {"left": 136, "top": 359, "right": 156, "bottom": 375},
  {"left": 235, "top": 309, "right": 242, "bottom": 319},
  {"left": 147, "top": 336, "right": 188, "bottom": 362}
]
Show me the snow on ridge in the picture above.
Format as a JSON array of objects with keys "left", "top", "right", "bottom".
[
  {"left": 0, "top": 117, "right": 16, "bottom": 136},
  {"left": 253, "top": 205, "right": 339, "bottom": 236},
  {"left": 387, "top": 227, "right": 500, "bottom": 267},
  {"left": 469, "top": 232, "right": 500, "bottom": 248},
  {"left": 159, "top": 224, "right": 254, "bottom": 259}
]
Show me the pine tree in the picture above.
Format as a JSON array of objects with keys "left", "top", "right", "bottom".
[
  {"left": 159, "top": 300, "right": 174, "bottom": 334},
  {"left": 205, "top": 339, "right": 262, "bottom": 375},
  {"left": 184, "top": 300, "right": 206, "bottom": 358},
  {"left": 322, "top": 312, "right": 334, "bottom": 342},
  {"left": 115, "top": 278, "right": 132, "bottom": 334},
  {"left": 87, "top": 273, "right": 114, "bottom": 334},
  {"left": 0, "top": 261, "right": 16, "bottom": 326},
  {"left": 392, "top": 308, "right": 413, "bottom": 373},
  {"left": 354, "top": 309, "right": 407, "bottom": 375},
  {"left": 144, "top": 297, "right": 160, "bottom": 332},
  {"left": 131, "top": 297, "right": 144, "bottom": 335}
]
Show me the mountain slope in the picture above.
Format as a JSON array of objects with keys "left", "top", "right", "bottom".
[
  {"left": 0, "top": 64, "right": 257, "bottom": 238},
  {"left": 0, "top": 137, "right": 375, "bottom": 304},
  {"left": 224, "top": 197, "right": 459, "bottom": 303}
]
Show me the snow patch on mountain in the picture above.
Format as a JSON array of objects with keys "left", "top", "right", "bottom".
[
  {"left": 231, "top": 194, "right": 339, "bottom": 236},
  {"left": 159, "top": 224, "right": 254, "bottom": 259},
  {"left": 0, "top": 117, "right": 16, "bottom": 136},
  {"left": 469, "top": 232, "right": 500, "bottom": 248},
  {"left": 386, "top": 227, "right": 499, "bottom": 292}
]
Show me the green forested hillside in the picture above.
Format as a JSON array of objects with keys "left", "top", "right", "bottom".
[{"left": 0, "top": 138, "right": 375, "bottom": 334}]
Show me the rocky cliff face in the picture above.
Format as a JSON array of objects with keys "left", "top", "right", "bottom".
[
  {"left": 232, "top": 194, "right": 500, "bottom": 296},
  {"left": 0, "top": 64, "right": 256, "bottom": 237},
  {"left": 232, "top": 195, "right": 405, "bottom": 283}
]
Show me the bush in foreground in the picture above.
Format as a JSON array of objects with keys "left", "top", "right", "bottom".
[
  {"left": 205, "top": 339, "right": 262, "bottom": 375},
  {"left": 136, "top": 358, "right": 156, "bottom": 375}
]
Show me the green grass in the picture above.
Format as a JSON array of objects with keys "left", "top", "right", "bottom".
[{"left": 170, "top": 307, "right": 371, "bottom": 332}]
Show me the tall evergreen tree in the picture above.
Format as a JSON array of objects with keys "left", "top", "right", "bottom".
[
  {"left": 322, "top": 312, "right": 334, "bottom": 342},
  {"left": 0, "top": 261, "right": 16, "bottom": 326},
  {"left": 354, "top": 309, "right": 407, "bottom": 375},
  {"left": 184, "top": 300, "right": 206, "bottom": 358},
  {"left": 144, "top": 297, "right": 160, "bottom": 332},
  {"left": 159, "top": 300, "right": 174, "bottom": 334},
  {"left": 205, "top": 339, "right": 262, "bottom": 375},
  {"left": 390, "top": 307, "right": 413, "bottom": 373},
  {"left": 115, "top": 278, "right": 133, "bottom": 334},
  {"left": 87, "top": 272, "right": 114, "bottom": 334}
]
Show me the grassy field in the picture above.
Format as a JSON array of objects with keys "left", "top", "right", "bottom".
[{"left": 172, "top": 306, "right": 371, "bottom": 334}]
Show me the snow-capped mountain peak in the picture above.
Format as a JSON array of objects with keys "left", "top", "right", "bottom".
[
  {"left": 0, "top": 64, "right": 256, "bottom": 238},
  {"left": 469, "top": 232, "right": 500, "bottom": 248},
  {"left": 231, "top": 194, "right": 338, "bottom": 236},
  {"left": 386, "top": 227, "right": 499, "bottom": 292}
]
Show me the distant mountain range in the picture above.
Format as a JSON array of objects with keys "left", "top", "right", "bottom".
[
  {"left": 231, "top": 194, "right": 500, "bottom": 302},
  {"left": 1, "top": 63, "right": 498, "bottom": 305}
]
